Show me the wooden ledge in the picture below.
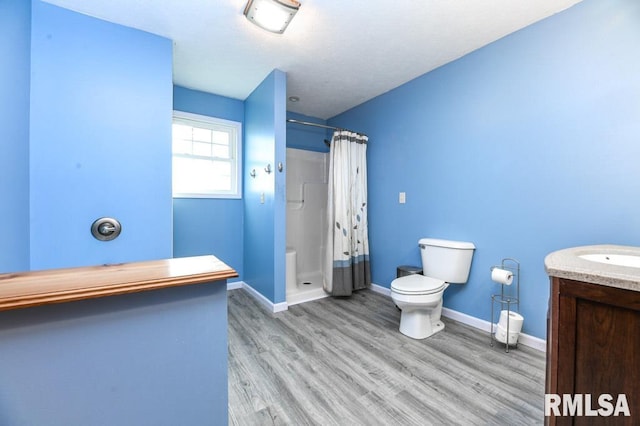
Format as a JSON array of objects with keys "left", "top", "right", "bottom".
[{"left": 0, "top": 255, "right": 238, "bottom": 311}]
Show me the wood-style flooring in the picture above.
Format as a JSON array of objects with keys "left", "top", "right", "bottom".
[{"left": 228, "top": 288, "right": 545, "bottom": 425}]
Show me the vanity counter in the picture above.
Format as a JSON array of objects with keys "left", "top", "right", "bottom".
[
  {"left": 544, "top": 244, "right": 640, "bottom": 292},
  {"left": 0, "top": 255, "right": 237, "bottom": 311}
]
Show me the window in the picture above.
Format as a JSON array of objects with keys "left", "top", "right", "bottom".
[{"left": 172, "top": 111, "right": 242, "bottom": 198}]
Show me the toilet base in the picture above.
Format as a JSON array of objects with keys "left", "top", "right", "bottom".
[
  {"left": 391, "top": 289, "right": 446, "bottom": 339},
  {"left": 399, "top": 311, "right": 445, "bottom": 339}
]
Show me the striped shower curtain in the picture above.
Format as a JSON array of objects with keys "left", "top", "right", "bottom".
[{"left": 323, "top": 130, "right": 371, "bottom": 296}]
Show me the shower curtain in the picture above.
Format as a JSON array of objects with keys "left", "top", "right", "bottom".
[{"left": 323, "top": 130, "right": 371, "bottom": 296}]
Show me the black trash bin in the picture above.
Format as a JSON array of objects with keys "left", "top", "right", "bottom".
[{"left": 396, "top": 265, "right": 422, "bottom": 278}]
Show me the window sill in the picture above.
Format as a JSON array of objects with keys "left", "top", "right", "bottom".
[{"left": 173, "top": 193, "right": 242, "bottom": 200}]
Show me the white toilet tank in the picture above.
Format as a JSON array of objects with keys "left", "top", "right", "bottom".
[{"left": 419, "top": 238, "right": 475, "bottom": 284}]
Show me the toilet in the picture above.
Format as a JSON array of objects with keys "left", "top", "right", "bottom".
[{"left": 391, "top": 238, "right": 475, "bottom": 339}]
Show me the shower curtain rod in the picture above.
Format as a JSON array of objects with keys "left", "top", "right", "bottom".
[{"left": 286, "top": 119, "right": 366, "bottom": 137}]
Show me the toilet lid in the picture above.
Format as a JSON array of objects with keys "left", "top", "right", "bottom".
[{"left": 391, "top": 274, "right": 445, "bottom": 294}]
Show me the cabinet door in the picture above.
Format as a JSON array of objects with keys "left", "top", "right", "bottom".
[{"left": 547, "top": 278, "right": 640, "bottom": 425}]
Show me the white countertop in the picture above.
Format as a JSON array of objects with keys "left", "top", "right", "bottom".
[{"left": 544, "top": 244, "right": 640, "bottom": 292}]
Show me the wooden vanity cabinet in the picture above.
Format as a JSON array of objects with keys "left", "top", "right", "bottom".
[{"left": 546, "top": 277, "right": 640, "bottom": 425}]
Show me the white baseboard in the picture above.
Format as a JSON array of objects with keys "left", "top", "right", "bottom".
[
  {"left": 272, "top": 301, "right": 288, "bottom": 313},
  {"left": 370, "top": 282, "right": 391, "bottom": 296},
  {"left": 371, "top": 282, "right": 546, "bottom": 352},
  {"left": 228, "top": 281, "right": 288, "bottom": 313},
  {"left": 509, "top": 331, "right": 546, "bottom": 352},
  {"left": 441, "top": 307, "right": 493, "bottom": 333},
  {"left": 441, "top": 308, "right": 546, "bottom": 352},
  {"left": 227, "top": 281, "right": 243, "bottom": 290}
]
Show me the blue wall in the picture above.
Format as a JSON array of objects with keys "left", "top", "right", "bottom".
[
  {"left": 0, "top": 5, "right": 230, "bottom": 424},
  {"left": 172, "top": 90, "right": 329, "bottom": 288},
  {"left": 0, "top": 0, "right": 31, "bottom": 273},
  {"left": 243, "top": 70, "right": 287, "bottom": 303},
  {"left": 273, "top": 72, "right": 287, "bottom": 304},
  {"left": 329, "top": 0, "right": 640, "bottom": 339},
  {"left": 172, "top": 91, "right": 330, "bottom": 289},
  {"left": 29, "top": 2, "right": 173, "bottom": 270},
  {"left": 286, "top": 112, "right": 330, "bottom": 152},
  {"left": 0, "top": 281, "right": 228, "bottom": 425},
  {"left": 173, "top": 86, "right": 245, "bottom": 281}
]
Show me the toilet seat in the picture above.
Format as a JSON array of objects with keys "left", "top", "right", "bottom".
[{"left": 391, "top": 274, "right": 446, "bottom": 295}]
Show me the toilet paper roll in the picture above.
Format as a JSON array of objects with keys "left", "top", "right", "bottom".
[
  {"left": 498, "top": 310, "right": 524, "bottom": 334},
  {"left": 491, "top": 267, "right": 513, "bottom": 285},
  {"left": 495, "top": 324, "right": 520, "bottom": 345}
]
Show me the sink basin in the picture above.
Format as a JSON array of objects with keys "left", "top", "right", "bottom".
[{"left": 579, "top": 253, "right": 640, "bottom": 268}]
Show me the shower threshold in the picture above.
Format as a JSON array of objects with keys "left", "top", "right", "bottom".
[{"left": 287, "top": 274, "right": 328, "bottom": 306}]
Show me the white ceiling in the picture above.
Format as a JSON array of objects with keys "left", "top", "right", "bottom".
[{"left": 44, "top": 0, "right": 582, "bottom": 120}]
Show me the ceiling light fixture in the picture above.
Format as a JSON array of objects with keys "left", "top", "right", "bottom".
[{"left": 243, "top": 0, "right": 301, "bottom": 34}]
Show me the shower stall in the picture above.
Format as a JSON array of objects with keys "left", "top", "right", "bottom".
[{"left": 286, "top": 147, "right": 329, "bottom": 305}]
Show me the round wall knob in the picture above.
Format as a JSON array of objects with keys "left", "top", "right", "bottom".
[{"left": 91, "top": 217, "right": 122, "bottom": 241}]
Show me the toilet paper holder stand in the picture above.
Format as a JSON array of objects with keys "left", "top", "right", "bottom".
[{"left": 489, "top": 258, "right": 520, "bottom": 353}]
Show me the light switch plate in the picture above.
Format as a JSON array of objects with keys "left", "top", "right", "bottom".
[{"left": 399, "top": 192, "right": 406, "bottom": 204}]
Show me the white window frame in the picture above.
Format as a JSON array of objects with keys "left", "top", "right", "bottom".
[{"left": 172, "top": 110, "right": 242, "bottom": 199}]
